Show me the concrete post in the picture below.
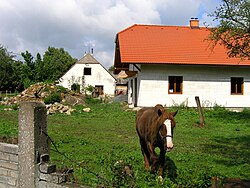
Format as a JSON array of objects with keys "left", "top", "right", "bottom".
[{"left": 18, "top": 102, "right": 49, "bottom": 188}]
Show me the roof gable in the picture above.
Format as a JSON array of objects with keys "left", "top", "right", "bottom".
[
  {"left": 76, "top": 53, "right": 116, "bottom": 80},
  {"left": 77, "top": 53, "right": 100, "bottom": 64},
  {"left": 115, "top": 24, "right": 250, "bottom": 66}
]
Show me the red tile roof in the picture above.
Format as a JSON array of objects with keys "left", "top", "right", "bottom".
[{"left": 115, "top": 24, "right": 250, "bottom": 66}]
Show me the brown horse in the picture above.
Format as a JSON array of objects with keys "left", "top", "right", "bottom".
[{"left": 136, "top": 104, "right": 177, "bottom": 179}]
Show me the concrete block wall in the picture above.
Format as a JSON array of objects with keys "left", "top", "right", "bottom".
[
  {"left": 0, "top": 143, "right": 18, "bottom": 188},
  {"left": 0, "top": 141, "right": 82, "bottom": 188}
]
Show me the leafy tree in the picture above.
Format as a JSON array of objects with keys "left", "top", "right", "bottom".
[
  {"left": 34, "top": 53, "right": 45, "bottom": 82},
  {"left": 21, "top": 50, "right": 35, "bottom": 70},
  {"left": 0, "top": 45, "right": 76, "bottom": 92},
  {"left": 210, "top": 0, "right": 250, "bottom": 59},
  {"left": 108, "top": 65, "right": 115, "bottom": 72},
  {"left": 20, "top": 47, "right": 76, "bottom": 85},
  {"left": 0, "top": 45, "right": 15, "bottom": 91},
  {"left": 11, "top": 61, "right": 25, "bottom": 91},
  {"left": 21, "top": 51, "right": 36, "bottom": 87},
  {"left": 42, "top": 47, "right": 76, "bottom": 81}
]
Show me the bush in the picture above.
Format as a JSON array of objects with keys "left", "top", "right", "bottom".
[
  {"left": 57, "top": 85, "right": 67, "bottom": 93},
  {"left": 84, "top": 85, "right": 94, "bottom": 95},
  {"left": 84, "top": 96, "right": 101, "bottom": 105},
  {"left": 71, "top": 83, "right": 80, "bottom": 93},
  {"left": 111, "top": 160, "right": 135, "bottom": 187},
  {"left": 44, "top": 93, "right": 61, "bottom": 104}
]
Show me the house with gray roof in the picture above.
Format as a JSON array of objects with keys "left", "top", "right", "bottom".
[{"left": 59, "top": 53, "right": 116, "bottom": 96}]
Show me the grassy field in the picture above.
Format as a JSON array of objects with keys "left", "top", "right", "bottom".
[{"left": 0, "top": 101, "right": 249, "bottom": 187}]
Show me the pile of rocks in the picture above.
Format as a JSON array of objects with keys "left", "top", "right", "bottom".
[
  {"left": 46, "top": 103, "right": 75, "bottom": 115},
  {"left": 0, "top": 82, "right": 85, "bottom": 115}
]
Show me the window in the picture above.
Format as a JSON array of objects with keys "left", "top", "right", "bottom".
[
  {"left": 84, "top": 67, "right": 91, "bottom": 75},
  {"left": 168, "top": 76, "right": 183, "bottom": 94},
  {"left": 231, "top": 77, "right": 243, "bottom": 95}
]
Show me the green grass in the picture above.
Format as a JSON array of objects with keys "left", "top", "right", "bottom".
[
  {"left": 0, "top": 103, "right": 249, "bottom": 187},
  {"left": 0, "top": 105, "right": 19, "bottom": 138}
]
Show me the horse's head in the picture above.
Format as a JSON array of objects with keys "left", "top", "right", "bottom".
[{"left": 155, "top": 104, "right": 178, "bottom": 152}]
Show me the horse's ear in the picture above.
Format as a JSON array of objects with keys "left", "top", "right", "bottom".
[
  {"left": 157, "top": 109, "right": 162, "bottom": 116},
  {"left": 171, "top": 110, "right": 178, "bottom": 117},
  {"left": 155, "top": 104, "right": 163, "bottom": 116}
]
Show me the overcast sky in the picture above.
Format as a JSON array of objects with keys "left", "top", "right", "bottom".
[{"left": 0, "top": 0, "right": 222, "bottom": 68}]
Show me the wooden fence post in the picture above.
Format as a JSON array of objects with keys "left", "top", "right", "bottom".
[{"left": 195, "top": 96, "right": 205, "bottom": 127}]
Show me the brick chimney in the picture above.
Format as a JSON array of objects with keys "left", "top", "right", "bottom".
[{"left": 190, "top": 18, "right": 199, "bottom": 28}]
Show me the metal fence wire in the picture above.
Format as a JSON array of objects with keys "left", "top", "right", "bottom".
[{"left": 42, "top": 130, "right": 112, "bottom": 186}]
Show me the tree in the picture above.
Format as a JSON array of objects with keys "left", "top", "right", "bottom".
[
  {"left": 20, "top": 47, "right": 76, "bottom": 84},
  {"left": 210, "top": 0, "right": 250, "bottom": 59},
  {"left": 108, "top": 65, "right": 115, "bottom": 72},
  {"left": 42, "top": 47, "right": 76, "bottom": 81},
  {"left": 34, "top": 53, "right": 45, "bottom": 82},
  {"left": 11, "top": 60, "right": 25, "bottom": 91},
  {"left": 0, "top": 45, "right": 15, "bottom": 91},
  {"left": 21, "top": 51, "right": 36, "bottom": 87},
  {"left": 0, "top": 45, "right": 76, "bottom": 92}
]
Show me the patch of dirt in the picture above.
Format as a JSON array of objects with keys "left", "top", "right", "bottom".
[
  {"left": 0, "top": 137, "right": 18, "bottom": 144},
  {"left": 211, "top": 177, "right": 250, "bottom": 188}
]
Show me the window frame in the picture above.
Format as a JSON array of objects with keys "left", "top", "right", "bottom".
[
  {"left": 168, "top": 76, "right": 183, "bottom": 94},
  {"left": 231, "top": 77, "right": 244, "bottom": 95}
]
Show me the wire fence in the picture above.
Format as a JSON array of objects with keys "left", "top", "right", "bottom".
[{"left": 42, "top": 130, "right": 113, "bottom": 187}]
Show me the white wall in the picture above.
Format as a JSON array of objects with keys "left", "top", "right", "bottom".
[
  {"left": 59, "top": 63, "right": 116, "bottom": 95},
  {"left": 135, "top": 64, "right": 250, "bottom": 107}
]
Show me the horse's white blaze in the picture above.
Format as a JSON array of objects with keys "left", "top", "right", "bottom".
[{"left": 164, "top": 119, "right": 173, "bottom": 149}]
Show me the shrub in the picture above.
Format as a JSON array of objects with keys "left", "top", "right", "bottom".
[
  {"left": 44, "top": 93, "right": 62, "bottom": 104},
  {"left": 71, "top": 83, "right": 80, "bottom": 93},
  {"left": 111, "top": 160, "right": 135, "bottom": 187},
  {"left": 84, "top": 96, "right": 101, "bottom": 105},
  {"left": 57, "top": 85, "right": 67, "bottom": 93},
  {"left": 84, "top": 85, "right": 94, "bottom": 95}
]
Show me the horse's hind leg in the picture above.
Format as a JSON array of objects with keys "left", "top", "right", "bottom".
[{"left": 140, "top": 139, "right": 150, "bottom": 170}]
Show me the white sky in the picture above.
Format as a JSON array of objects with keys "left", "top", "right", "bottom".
[{"left": 0, "top": 0, "right": 222, "bottom": 68}]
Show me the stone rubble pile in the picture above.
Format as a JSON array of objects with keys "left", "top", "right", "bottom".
[
  {"left": 0, "top": 82, "right": 86, "bottom": 115},
  {"left": 46, "top": 102, "right": 75, "bottom": 115}
]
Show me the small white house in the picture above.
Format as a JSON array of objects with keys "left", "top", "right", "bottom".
[
  {"left": 59, "top": 53, "right": 116, "bottom": 96},
  {"left": 114, "top": 20, "right": 250, "bottom": 108}
]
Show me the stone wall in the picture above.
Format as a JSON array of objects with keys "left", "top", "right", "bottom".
[{"left": 0, "top": 143, "right": 18, "bottom": 187}]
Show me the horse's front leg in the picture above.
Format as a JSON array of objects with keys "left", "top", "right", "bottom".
[
  {"left": 147, "top": 143, "right": 158, "bottom": 173},
  {"left": 158, "top": 148, "right": 166, "bottom": 178}
]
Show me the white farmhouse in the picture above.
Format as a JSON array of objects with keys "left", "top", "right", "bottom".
[
  {"left": 114, "top": 20, "right": 250, "bottom": 108},
  {"left": 59, "top": 53, "right": 116, "bottom": 96}
]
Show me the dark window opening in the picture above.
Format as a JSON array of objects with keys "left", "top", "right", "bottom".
[
  {"left": 231, "top": 77, "right": 243, "bottom": 95},
  {"left": 84, "top": 67, "right": 91, "bottom": 75},
  {"left": 168, "top": 76, "right": 183, "bottom": 94}
]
